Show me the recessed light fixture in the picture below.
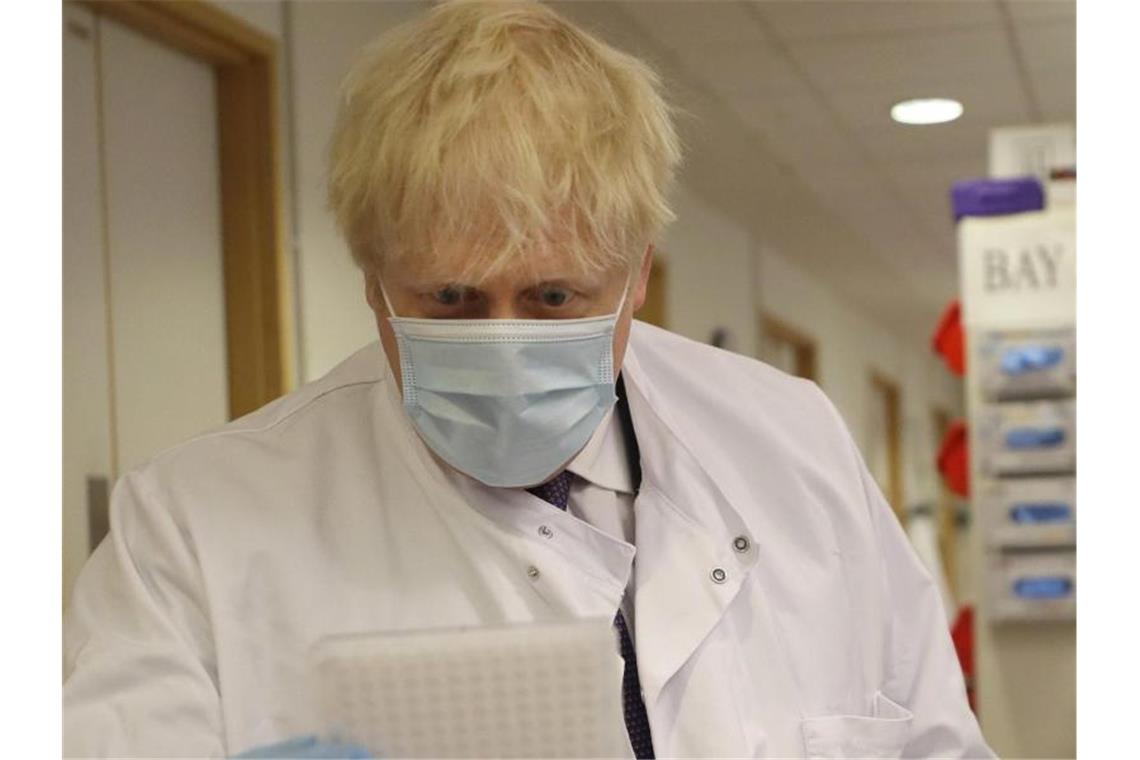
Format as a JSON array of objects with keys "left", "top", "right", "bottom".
[{"left": 890, "top": 98, "right": 964, "bottom": 125}]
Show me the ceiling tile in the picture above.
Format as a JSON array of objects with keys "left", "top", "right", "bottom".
[
  {"left": 759, "top": 0, "right": 1003, "bottom": 39},
  {"left": 729, "top": 89, "right": 826, "bottom": 129},
  {"left": 1012, "top": 18, "right": 1076, "bottom": 73},
  {"left": 800, "top": 174, "right": 938, "bottom": 255},
  {"left": 685, "top": 40, "right": 805, "bottom": 96},
  {"left": 1031, "top": 66, "right": 1076, "bottom": 121},
  {"left": 887, "top": 157, "right": 989, "bottom": 239},
  {"left": 913, "top": 200, "right": 962, "bottom": 249},
  {"left": 1003, "top": 0, "right": 1076, "bottom": 23},
  {"left": 788, "top": 26, "right": 1015, "bottom": 91},
  {"left": 806, "top": 174, "right": 895, "bottom": 213},
  {"left": 886, "top": 156, "right": 990, "bottom": 192},
  {"left": 734, "top": 95, "right": 872, "bottom": 171},
  {"left": 853, "top": 116, "right": 1013, "bottom": 165},
  {"left": 615, "top": 0, "right": 771, "bottom": 51}
]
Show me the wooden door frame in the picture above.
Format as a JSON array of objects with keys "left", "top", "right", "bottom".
[
  {"left": 78, "top": 0, "right": 292, "bottom": 419},
  {"left": 760, "top": 314, "right": 818, "bottom": 381},
  {"left": 870, "top": 370, "right": 905, "bottom": 525}
]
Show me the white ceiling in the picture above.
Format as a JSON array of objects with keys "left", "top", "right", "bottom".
[{"left": 552, "top": 0, "right": 1076, "bottom": 345}]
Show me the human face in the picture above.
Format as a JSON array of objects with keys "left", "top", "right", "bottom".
[{"left": 365, "top": 245, "right": 654, "bottom": 393}]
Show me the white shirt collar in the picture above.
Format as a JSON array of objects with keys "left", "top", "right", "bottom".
[{"left": 564, "top": 403, "right": 636, "bottom": 495}]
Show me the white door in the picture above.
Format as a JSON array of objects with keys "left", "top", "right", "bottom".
[{"left": 62, "top": 4, "right": 230, "bottom": 609}]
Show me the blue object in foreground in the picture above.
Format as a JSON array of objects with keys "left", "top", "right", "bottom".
[{"left": 234, "top": 735, "right": 373, "bottom": 759}]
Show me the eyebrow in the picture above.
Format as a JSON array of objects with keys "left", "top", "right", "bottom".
[{"left": 416, "top": 277, "right": 596, "bottom": 292}]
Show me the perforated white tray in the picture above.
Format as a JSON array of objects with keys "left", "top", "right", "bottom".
[{"left": 310, "top": 618, "right": 632, "bottom": 758}]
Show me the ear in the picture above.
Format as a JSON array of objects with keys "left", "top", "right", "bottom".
[{"left": 631, "top": 244, "right": 654, "bottom": 312}]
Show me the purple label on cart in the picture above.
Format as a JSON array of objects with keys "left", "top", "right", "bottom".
[{"left": 952, "top": 177, "right": 1045, "bottom": 221}]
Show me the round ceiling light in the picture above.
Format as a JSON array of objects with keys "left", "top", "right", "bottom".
[{"left": 890, "top": 98, "right": 964, "bottom": 125}]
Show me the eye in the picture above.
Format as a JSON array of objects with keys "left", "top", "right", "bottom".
[
  {"left": 536, "top": 286, "right": 572, "bottom": 308},
  {"left": 432, "top": 285, "right": 470, "bottom": 306}
]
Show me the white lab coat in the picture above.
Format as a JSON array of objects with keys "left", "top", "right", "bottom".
[{"left": 64, "top": 321, "right": 992, "bottom": 759}]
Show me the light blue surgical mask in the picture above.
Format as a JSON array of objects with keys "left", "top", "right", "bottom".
[{"left": 379, "top": 278, "right": 629, "bottom": 488}]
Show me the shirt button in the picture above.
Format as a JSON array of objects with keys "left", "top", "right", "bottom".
[
  {"left": 732, "top": 535, "right": 751, "bottom": 553},
  {"left": 527, "top": 565, "right": 541, "bottom": 580},
  {"left": 710, "top": 567, "right": 727, "bottom": 584},
  {"left": 538, "top": 525, "right": 554, "bottom": 539}
]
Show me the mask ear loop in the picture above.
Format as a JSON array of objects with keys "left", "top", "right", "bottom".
[
  {"left": 375, "top": 276, "right": 400, "bottom": 320},
  {"left": 612, "top": 267, "right": 636, "bottom": 319}
]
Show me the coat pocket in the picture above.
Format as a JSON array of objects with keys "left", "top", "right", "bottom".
[{"left": 800, "top": 691, "right": 914, "bottom": 759}]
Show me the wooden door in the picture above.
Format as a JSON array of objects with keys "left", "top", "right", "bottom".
[{"left": 868, "top": 372, "right": 905, "bottom": 525}]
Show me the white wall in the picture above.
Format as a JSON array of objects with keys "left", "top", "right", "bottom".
[
  {"left": 657, "top": 184, "right": 759, "bottom": 356},
  {"left": 288, "top": 1, "right": 429, "bottom": 380},
  {"left": 659, "top": 183, "right": 963, "bottom": 534}
]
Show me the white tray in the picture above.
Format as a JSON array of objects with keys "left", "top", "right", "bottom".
[{"left": 310, "top": 618, "right": 631, "bottom": 758}]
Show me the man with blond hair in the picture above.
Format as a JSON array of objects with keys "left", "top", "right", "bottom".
[{"left": 64, "top": 2, "right": 992, "bottom": 757}]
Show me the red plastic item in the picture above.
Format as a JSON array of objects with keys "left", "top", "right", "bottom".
[
  {"left": 937, "top": 421, "right": 970, "bottom": 498},
  {"left": 932, "top": 300, "right": 966, "bottom": 376},
  {"left": 950, "top": 605, "right": 977, "bottom": 714}
]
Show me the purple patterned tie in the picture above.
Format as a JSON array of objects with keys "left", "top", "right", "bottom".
[
  {"left": 526, "top": 470, "right": 575, "bottom": 512},
  {"left": 528, "top": 471, "right": 656, "bottom": 759}
]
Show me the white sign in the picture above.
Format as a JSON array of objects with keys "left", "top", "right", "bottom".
[{"left": 959, "top": 206, "right": 1075, "bottom": 330}]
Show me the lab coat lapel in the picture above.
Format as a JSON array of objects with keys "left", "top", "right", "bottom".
[{"left": 620, "top": 344, "right": 760, "bottom": 710}]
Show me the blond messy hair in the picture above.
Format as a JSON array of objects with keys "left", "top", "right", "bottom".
[{"left": 327, "top": 0, "right": 683, "bottom": 284}]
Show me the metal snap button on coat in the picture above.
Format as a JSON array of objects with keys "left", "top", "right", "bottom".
[
  {"left": 732, "top": 535, "right": 751, "bottom": 553},
  {"left": 527, "top": 565, "right": 541, "bottom": 580},
  {"left": 710, "top": 567, "right": 727, "bottom": 584},
  {"left": 538, "top": 525, "right": 554, "bottom": 539}
]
